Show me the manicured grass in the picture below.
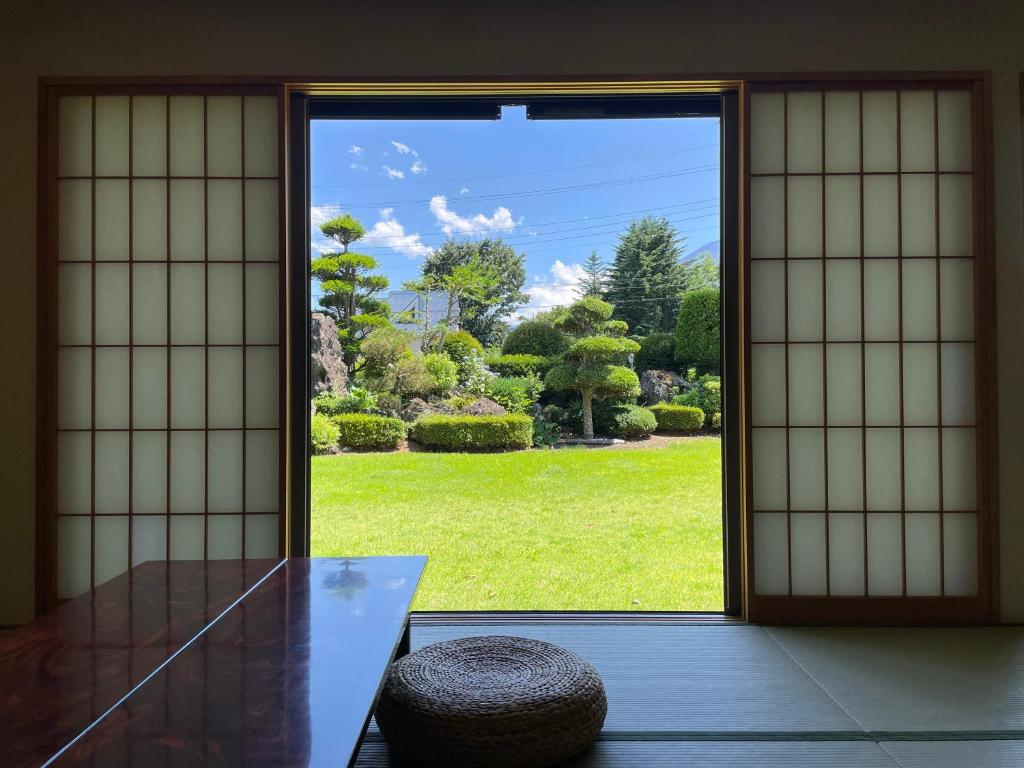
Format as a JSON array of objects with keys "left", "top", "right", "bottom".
[{"left": 311, "top": 438, "right": 723, "bottom": 611}]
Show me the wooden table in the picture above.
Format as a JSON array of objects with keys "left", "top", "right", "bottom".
[{"left": 0, "top": 556, "right": 426, "bottom": 767}]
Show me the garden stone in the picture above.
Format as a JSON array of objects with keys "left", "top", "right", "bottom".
[
  {"left": 401, "top": 397, "right": 455, "bottom": 422},
  {"left": 310, "top": 312, "right": 347, "bottom": 396},
  {"left": 639, "top": 369, "right": 688, "bottom": 405},
  {"left": 460, "top": 397, "right": 507, "bottom": 416}
]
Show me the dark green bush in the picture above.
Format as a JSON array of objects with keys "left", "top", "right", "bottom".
[
  {"left": 634, "top": 332, "right": 678, "bottom": 372},
  {"left": 671, "top": 376, "right": 721, "bottom": 426},
  {"left": 650, "top": 403, "right": 705, "bottom": 433},
  {"left": 311, "top": 412, "right": 340, "bottom": 454},
  {"left": 501, "top": 319, "right": 570, "bottom": 357},
  {"left": 531, "top": 414, "right": 561, "bottom": 448},
  {"left": 594, "top": 403, "right": 657, "bottom": 439},
  {"left": 674, "top": 288, "right": 720, "bottom": 372},
  {"left": 332, "top": 413, "right": 406, "bottom": 450},
  {"left": 484, "top": 353, "right": 548, "bottom": 377},
  {"left": 485, "top": 375, "right": 544, "bottom": 414},
  {"left": 411, "top": 414, "right": 533, "bottom": 452}
]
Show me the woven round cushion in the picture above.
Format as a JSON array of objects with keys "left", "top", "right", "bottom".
[{"left": 375, "top": 635, "right": 607, "bottom": 768}]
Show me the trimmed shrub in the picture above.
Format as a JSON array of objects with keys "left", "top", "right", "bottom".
[
  {"left": 332, "top": 413, "right": 406, "bottom": 451},
  {"left": 650, "top": 403, "right": 705, "bottom": 433},
  {"left": 484, "top": 353, "right": 548, "bottom": 377},
  {"left": 485, "top": 375, "right": 544, "bottom": 414},
  {"left": 634, "top": 332, "right": 677, "bottom": 373},
  {"left": 423, "top": 352, "right": 458, "bottom": 396},
  {"left": 411, "top": 414, "right": 533, "bottom": 452},
  {"left": 311, "top": 412, "right": 340, "bottom": 454},
  {"left": 596, "top": 403, "right": 657, "bottom": 439},
  {"left": 501, "top": 319, "right": 570, "bottom": 357},
  {"left": 711, "top": 412, "right": 722, "bottom": 430},
  {"left": 441, "top": 330, "right": 484, "bottom": 366},
  {"left": 674, "top": 288, "right": 721, "bottom": 372},
  {"left": 671, "top": 376, "right": 721, "bottom": 426}
]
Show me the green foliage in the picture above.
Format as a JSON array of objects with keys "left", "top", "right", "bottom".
[
  {"left": 501, "top": 319, "right": 570, "bottom": 358},
  {"left": 359, "top": 327, "right": 433, "bottom": 400},
  {"left": 606, "top": 216, "right": 687, "bottom": 334},
  {"left": 555, "top": 297, "right": 613, "bottom": 336},
  {"left": 674, "top": 288, "right": 720, "bottom": 372},
  {"left": 485, "top": 375, "right": 544, "bottom": 414},
  {"left": 711, "top": 412, "right": 722, "bottom": 431},
  {"left": 423, "top": 353, "right": 458, "bottom": 396},
  {"left": 444, "top": 394, "right": 478, "bottom": 411},
  {"left": 650, "top": 403, "right": 705, "bottom": 433},
  {"left": 332, "top": 413, "right": 406, "bottom": 451},
  {"left": 602, "top": 403, "right": 657, "bottom": 439},
  {"left": 635, "top": 332, "right": 678, "bottom": 372},
  {"left": 566, "top": 335, "right": 640, "bottom": 363},
  {"left": 671, "top": 376, "right": 721, "bottom": 426},
  {"left": 441, "top": 329, "right": 485, "bottom": 365},
  {"left": 461, "top": 350, "right": 497, "bottom": 395},
  {"left": 680, "top": 252, "right": 720, "bottom": 293},
  {"left": 576, "top": 251, "right": 608, "bottom": 299},
  {"left": 484, "top": 353, "right": 547, "bottom": 377},
  {"left": 312, "top": 390, "right": 345, "bottom": 417},
  {"left": 531, "top": 414, "right": 561, "bottom": 448},
  {"left": 411, "top": 414, "right": 533, "bottom": 452},
  {"left": 313, "top": 387, "right": 379, "bottom": 416},
  {"left": 311, "top": 412, "right": 340, "bottom": 454},
  {"left": 319, "top": 213, "right": 365, "bottom": 246}
]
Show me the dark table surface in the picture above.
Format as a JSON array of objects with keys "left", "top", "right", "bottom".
[{"left": 0, "top": 556, "right": 426, "bottom": 768}]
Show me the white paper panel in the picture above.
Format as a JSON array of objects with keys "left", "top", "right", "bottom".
[
  {"left": 132, "top": 348, "right": 168, "bottom": 429},
  {"left": 245, "top": 514, "right": 279, "bottom": 558},
  {"left": 787, "top": 92, "right": 822, "bottom": 173},
  {"left": 862, "top": 91, "right": 898, "bottom": 172},
  {"left": 864, "top": 343, "right": 900, "bottom": 425},
  {"left": 245, "top": 264, "right": 279, "bottom": 344},
  {"left": 170, "top": 431, "right": 205, "bottom": 515},
  {"left": 207, "top": 348, "right": 243, "bottom": 428},
  {"left": 244, "top": 96, "right": 279, "bottom": 177},
  {"left": 169, "top": 95, "right": 205, "bottom": 177},
  {"left": 863, "top": 259, "right": 899, "bottom": 340},
  {"left": 863, "top": 175, "right": 899, "bottom": 258},
  {"left": 902, "top": 344, "right": 938, "bottom": 426},
  {"left": 905, "top": 513, "right": 941, "bottom": 596},
  {"left": 904, "top": 428, "right": 940, "bottom": 511},
  {"left": 943, "top": 512, "right": 977, "bottom": 596},
  {"left": 94, "top": 431, "right": 129, "bottom": 515},
  {"left": 170, "top": 348, "right": 205, "bottom": 429},
  {"left": 826, "top": 343, "right": 861, "bottom": 425},
  {"left": 132, "top": 430, "right": 167, "bottom": 515},
  {"left": 169, "top": 179, "right": 205, "bottom": 260},
  {"left": 938, "top": 174, "right": 973, "bottom": 257},
  {"left": 134, "top": 180, "right": 167, "bottom": 262},
  {"left": 244, "top": 180, "right": 279, "bottom": 261},
  {"left": 170, "top": 515, "right": 205, "bottom": 560},
  {"left": 825, "top": 260, "right": 860, "bottom": 341},
  {"left": 132, "top": 263, "right": 167, "bottom": 344},
  {"left": 751, "top": 344, "right": 786, "bottom": 426},
  {"left": 58, "top": 348, "right": 91, "bottom": 430},
  {"left": 59, "top": 264, "right": 92, "bottom": 345},
  {"left": 95, "top": 263, "right": 130, "bottom": 344},
  {"left": 937, "top": 91, "right": 972, "bottom": 172},
  {"left": 750, "top": 176, "right": 785, "bottom": 259},
  {"left": 95, "top": 179, "right": 130, "bottom": 260},
  {"left": 207, "top": 180, "right": 243, "bottom": 260},
  {"left": 59, "top": 96, "right": 92, "bottom": 177},
  {"left": 941, "top": 342, "right": 975, "bottom": 425},
  {"left": 132, "top": 515, "right": 167, "bottom": 567},
  {"left": 750, "top": 93, "right": 785, "bottom": 175},
  {"left": 829, "top": 513, "right": 865, "bottom": 596},
  {"left": 170, "top": 263, "right": 205, "bottom": 345},
  {"left": 787, "top": 176, "right": 823, "bottom": 258},
  {"left": 899, "top": 91, "right": 936, "bottom": 172},
  {"left": 57, "top": 516, "right": 92, "bottom": 599},
  {"left": 824, "top": 91, "right": 860, "bottom": 173},
  {"left": 750, "top": 260, "right": 786, "bottom": 342},
  {"left": 57, "top": 431, "right": 91, "bottom": 515},
  {"left": 787, "top": 260, "right": 823, "bottom": 341},
  {"left": 246, "top": 347, "right": 279, "bottom": 428},
  {"left": 828, "top": 428, "right": 863, "bottom": 511},
  {"left": 94, "top": 516, "right": 129, "bottom": 586},
  {"left": 246, "top": 431, "right": 279, "bottom": 514},
  {"left": 901, "top": 259, "right": 937, "bottom": 341},
  {"left": 753, "top": 512, "right": 788, "bottom": 595},
  {"left": 206, "top": 96, "right": 242, "bottom": 177},
  {"left": 788, "top": 344, "right": 823, "bottom": 426},
  {"left": 867, "top": 512, "right": 903, "bottom": 595},
  {"left": 752, "top": 428, "right": 787, "bottom": 510},
  {"left": 942, "top": 427, "right": 977, "bottom": 511},
  {"left": 207, "top": 263, "right": 243, "bottom": 344},
  {"left": 865, "top": 428, "right": 901, "bottom": 511},
  {"left": 824, "top": 176, "right": 860, "bottom": 259},
  {"left": 58, "top": 180, "right": 91, "bottom": 261},
  {"left": 790, "top": 513, "right": 827, "bottom": 595},
  {"left": 901, "top": 175, "right": 937, "bottom": 258},
  {"left": 789, "top": 428, "right": 825, "bottom": 510},
  {"left": 132, "top": 96, "right": 167, "bottom": 177},
  {"left": 939, "top": 259, "right": 974, "bottom": 341},
  {"left": 94, "top": 96, "right": 129, "bottom": 177},
  {"left": 208, "top": 431, "right": 243, "bottom": 515},
  {"left": 207, "top": 515, "right": 243, "bottom": 559},
  {"left": 94, "top": 347, "right": 129, "bottom": 429}
]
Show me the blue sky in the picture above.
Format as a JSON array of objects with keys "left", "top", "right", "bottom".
[{"left": 310, "top": 107, "right": 720, "bottom": 318}]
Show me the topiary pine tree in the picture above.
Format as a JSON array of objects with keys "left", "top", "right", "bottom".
[
  {"left": 544, "top": 298, "right": 640, "bottom": 439},
  {"left": 312, "top": 213, "right": 391, "bottom": 375}
]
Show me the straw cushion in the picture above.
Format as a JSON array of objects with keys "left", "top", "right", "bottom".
[{"left": 375, "top": 635, "right": 607, "bottom": 767}]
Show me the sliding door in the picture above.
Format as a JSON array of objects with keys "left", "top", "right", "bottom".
[
  {"left": 744, "top": 80, "right": 995, "bottom": 623},
  {"left": 39, "top": 85, "right": 286, "bottom": 607}
]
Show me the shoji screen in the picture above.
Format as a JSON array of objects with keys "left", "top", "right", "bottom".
[
  {"left": 45, "top": 87, "right": 285, "bottom": 603},
  {"left": 745, "top": 82, "right": 994, "bottom": 622}
]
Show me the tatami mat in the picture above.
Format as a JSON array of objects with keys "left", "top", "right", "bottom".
[{"left": 881, "top": 740, "right": 1024, "bottom": 768}]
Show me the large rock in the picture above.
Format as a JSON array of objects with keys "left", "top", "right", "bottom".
[
  {"left": 310, "top": 312, "right": 347, "bottom": 396},
  {"left": 460, "top": 397, "right": 507, "bottom": 416},
  {"left": 401, "top": 397, "right": 454, "bottom": 422},
  {"left": 639, "top": 369, "right": 689, "bottom": 405}
]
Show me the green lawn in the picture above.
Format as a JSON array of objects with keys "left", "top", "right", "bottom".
[{"left": 311, "top": 438, "right": 723, "bottom": 611}]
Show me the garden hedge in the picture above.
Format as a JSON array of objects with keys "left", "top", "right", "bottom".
[
  {"left": 332, "top": 413, "right": 406, "bottom": 451},
  {"left": 649, "top": 403, "right": 705, "bottom": 433},
  {"left": 484, "top": 353, "right": 548, "bottom": 377},
  {"left": 500, "top": 319, "right": 570, "bottom": 357},
  {"left": 411, "top": 414, "right": 533, "bottom": 452},
  {"left": 597, "top": 403, "right": 657, "bottom": 439},
  {"left": 674, "top": 288, "right": 720, "bottom": 371},
  {"left": 311, "top": 412, "right": 340, "bottom": 454}
]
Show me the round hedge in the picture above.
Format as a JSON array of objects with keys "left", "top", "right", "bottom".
[
  {"left": 332, "top": 413, "right": 406, "bottom": 450},
  {"left": 649, "top": 404, "right": 705, "bottom": 433},
  {"left": 501, "top": 320, "right": 570, "bottom": 357},
  {"left": 597, "top": 403, "right": 657, "bottom": 439},
  {"left": 440, "top": 330, "right": 484, "bottom": 365},
  {"left": 674, "top": 288, "right": 720, "bottom": 371},
  {"left": 411, "top": 414, "right": 533, "bottom": 452}
]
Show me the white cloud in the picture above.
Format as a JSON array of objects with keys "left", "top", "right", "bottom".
[
  {"left": 429, "top": 195, "right": 519, "bottom": 236},
  {"left": 410, "top": 160, "right": 427, "bottom": 175},
  {"left": 363, "top": 208, "right": 433, "bottom": 259},
  {"left": 350, "top": 162, "right": 367, "bottom": 171},
  {"left": 459, "top": 186, "right": 470, "bottom": 195},
  {"left": 520, "top": 260, "right": 586, "bottom": 318},
  {"left": 382, "top": 166, "right": 405, "bottom": 179},
  {"left": 391, "top": 140, "right": 417, "bottom": 156},
  {"left": 310, "top": 205, "right": 338, "bottom": 254},
  {"left": 348, "top": 145, "right": 364, "bottom": 156}
]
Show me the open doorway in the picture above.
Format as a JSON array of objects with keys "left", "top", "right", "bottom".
[{"left": 301, "top": 93, "right": 737, "bottom": 613}]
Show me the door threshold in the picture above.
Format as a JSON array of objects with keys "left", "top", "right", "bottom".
[{"left": 411, "top": 611, "right": 744, "bottom": 625}]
